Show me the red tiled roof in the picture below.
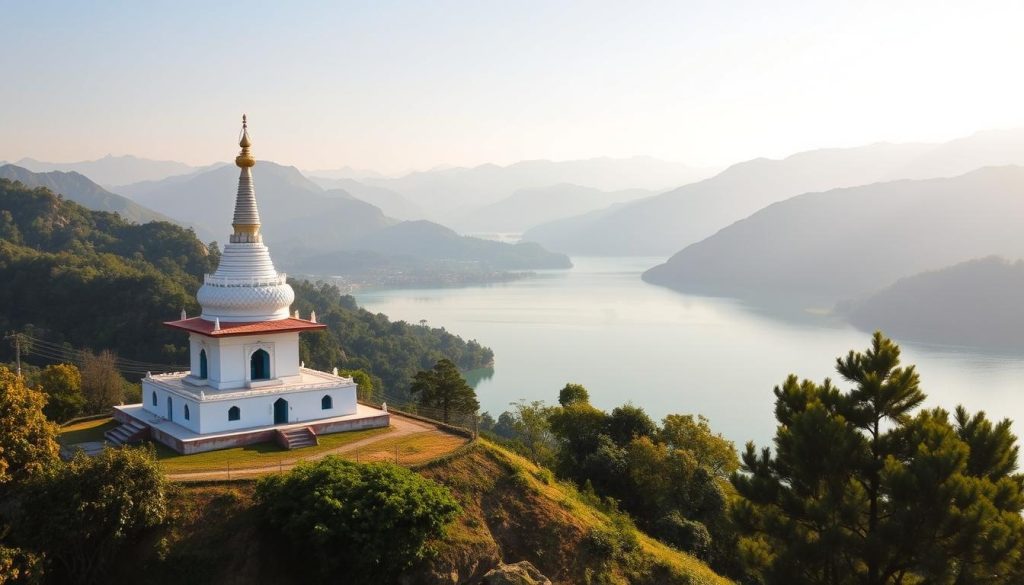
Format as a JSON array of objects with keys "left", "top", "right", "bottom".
[{"left": 164, "top": 317, "right": 326, "bottom": 337}]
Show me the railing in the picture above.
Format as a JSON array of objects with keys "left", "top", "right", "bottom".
[{"left": 202, "top": 273, "right": 287, "bottom": 287}]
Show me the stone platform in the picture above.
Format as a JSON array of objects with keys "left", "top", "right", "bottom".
[{"left": 113, "top": 403, "right": 390, "bottom": 454}]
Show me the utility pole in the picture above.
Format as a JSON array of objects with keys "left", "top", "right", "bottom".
[{"left": 4, "top": 333, "right": 21, "bottom": 377}]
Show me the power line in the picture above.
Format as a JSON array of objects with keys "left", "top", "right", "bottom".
[{"left": 14, "top": 332, "right": 188, "bottom": 377}]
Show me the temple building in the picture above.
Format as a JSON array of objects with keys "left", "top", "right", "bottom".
[{"left": 110, "top": 116, "right": 389, "bottom": 454}]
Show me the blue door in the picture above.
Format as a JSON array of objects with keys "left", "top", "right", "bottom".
[
  {"left": 274, "top": 398, "right": 288, "bottom": 424},
  {"left": 251, "top": 349, "right": 270, "bottom": 380},
  {"left": 167, "top": 396, "right": 173, "bottom": 420}
]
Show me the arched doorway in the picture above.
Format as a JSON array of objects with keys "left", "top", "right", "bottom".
[
  {"left": 273, "top": 398, "right": 288, "bottom": 424},
  {"left": 199, "top": 349, "right": 208, "bottom": 379},
  {"left": 167, "top": 396, "right": 173, "bottom": 421},
  {"left": 251, "top": 349, "right": 270, "bottom": 380}
]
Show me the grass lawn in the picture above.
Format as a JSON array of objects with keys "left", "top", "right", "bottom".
[
  {"left": 351, "top": 431, "right": 469, "bottom": 465},
  {"left": 59, "top": 417, "right": 118, "bottom": 445},
  {"left": 155, "top": 425, "right": 395, "bottom": 474}
]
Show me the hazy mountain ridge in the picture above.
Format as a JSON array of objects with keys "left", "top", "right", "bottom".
[
  {"left": 842, "top": 256, "right": 1024, "bottom": 348},
  {"left": 14, "top": 154, "right": 198, "bottom": 187},
  {"left": 523, "top": 142, "right": 935, "bottom": 255},
  {"left": 116, "top": 162, "right": 569, "bottom": 274},
  {"left": 361, "top": 156, "right": 711, "bottom": 221},
  {"left": 310, "top": 176, "right": 424, "bottom": 220},
  {"left": 524, "top": 128, "right": 1024, "bottom": 256},
  {"left": 642, "top": 165, "right": 1024, "bottom": 303},
  {"left": 0, "top": 164, "right": 176, "bottom": 226},
  {"left": 453, "top": 183, "right": 654, "bottom": 233}
]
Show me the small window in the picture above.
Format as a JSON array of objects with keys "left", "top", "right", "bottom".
[
  {"left": 151, "top": 391, "right": 157, "bottom": 406},
  {"left": 228, "top": 406, "right": 240, "bottom": 421},
  {"left": 321, "top": 395, "right": 333, "bottom": 410},
  {"left": 184, "top": 404, "right": 190, "bottom": 420}
]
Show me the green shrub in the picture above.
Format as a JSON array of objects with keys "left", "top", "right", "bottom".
[
  {"left": 14, "top": 445, "right": 168, "bottom": 585},
  {"left": 255, "top": 457, "right": 460, "bottom": 581}
]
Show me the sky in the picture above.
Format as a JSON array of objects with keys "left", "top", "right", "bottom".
[{"left": 2, "top": 0, "right": 1024, "bottom": 174}]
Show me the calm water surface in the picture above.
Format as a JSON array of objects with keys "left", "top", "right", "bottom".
[{"left": 356, "top": 257, "right": 1024, "bottom": 448}]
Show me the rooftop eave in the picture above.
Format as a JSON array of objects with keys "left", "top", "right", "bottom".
[{"left": 163, "top": 316, "right": 326, "bottom": 338}]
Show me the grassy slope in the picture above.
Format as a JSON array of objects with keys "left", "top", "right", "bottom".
[{"left": 113, "top": 440, "right": 729, "bottom": 585}]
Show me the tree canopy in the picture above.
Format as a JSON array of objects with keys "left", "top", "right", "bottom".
[
  {"left": 0, "top": 366, "right": 59, "bottom": 485},
  {"left": 731, "top": 332, "right": 1024, "bottom": 585},
  {"left": 255, "top": 457, "right": 460, "bottom": 581}
]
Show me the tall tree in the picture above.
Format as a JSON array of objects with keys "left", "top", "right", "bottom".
[
  {"left": 0, "top": 366, "right": 58, "bottom": 486},
  {"left": 409, "top": 358, "right": 479, "bottom": 423},
  {"left": 37, "top": 363, "right": 85, "bottom": 422},
  {"left": 79, "top": 351, "right": 124, "bottom": 413},
  {"left": 509, "top": 399, "right": 556, "bottom": 465},
  {"left": 731, "top": 332, "right": 1024, "bottom": 585}
]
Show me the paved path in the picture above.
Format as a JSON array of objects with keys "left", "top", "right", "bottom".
[{"left": 166, "top": 414, "right": 464, "bottom": 482}]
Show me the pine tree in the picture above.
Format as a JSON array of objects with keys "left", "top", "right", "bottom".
[
  {"left": 732, "top": 332, "right": 1024, "bottom": 584},
  {"left": 409, "top": 358, "right": 479, "bottom": 423}
]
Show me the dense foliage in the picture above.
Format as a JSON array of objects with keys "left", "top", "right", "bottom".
[
  {"left": 12, "top": 447, "right": 168, "bottom": 585},
  {"left": 732, "top": 332, "right": 1024, "bottom": 584},
  {"left": 255, "top": 457, "right": 461, "bottom": 581},
  {"left": 0, "top": 365, "right": 166, "bottom": 585},
  {"left": 482, "top": 389, "right": 739, "bottom": 570},
  {"left": 0, "top": 179, "right": 493, "bottom": 399},
  {"left": 0, "top": 367, "right": 59, "bottom": 485}
]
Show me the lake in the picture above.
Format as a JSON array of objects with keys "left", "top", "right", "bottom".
[{"left": 355, "top": 256, "right": 1024, "bottom": 448}]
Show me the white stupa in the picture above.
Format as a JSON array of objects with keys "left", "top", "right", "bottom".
[{"left": 112, "top": 116, "right": 389, "bottom": 454}]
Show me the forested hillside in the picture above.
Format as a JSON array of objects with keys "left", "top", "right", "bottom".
[
  {"left": 843, "top": 256, "right": 1024, "bottom": 348},
  {"left": 0, "top": 179, "right": 492, "bottom": 396},
  {"left": 0, "top": 164, "right": 175, "bottom": 225}
]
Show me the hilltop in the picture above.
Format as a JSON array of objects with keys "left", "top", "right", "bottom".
[{"left": 114, "top": 441, "right": 730, "bottom": 585}]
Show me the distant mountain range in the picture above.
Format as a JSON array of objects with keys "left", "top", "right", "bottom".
[
  {"left": 0, "top": 164, "right": 175, "bottom": 226},
  {"left": 11, "top": 155, "right": 199, "bottom": 187},
  {"left": 115, "top": 162, "right": 569, "bottom": 272},
  {"left": 642, "top": 166, "right": 1024, "bottom": 304},
  {"left": 359, "top": 156, "right": 712, "bottom": 221},
  {"left": 842, "top": 256, "right": 1024, "bottom": 349},
  {"left": 524, "top": 128, "right": 1024, "bottom": 256},
  {"left": 452, "top": 183, "right": 654, "bottom": 234},
  {"left": 309, "top": 176, "right": 424, "bottom": 220}
]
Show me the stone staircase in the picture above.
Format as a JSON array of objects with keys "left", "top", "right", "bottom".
[
  {"left": 104, "top": 420, "right": 150, "bottom": 446},
  {"left": 276, "top": 426, "right": 318, "bottom": 450}
]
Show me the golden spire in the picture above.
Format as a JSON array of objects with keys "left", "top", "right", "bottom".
[
  {"left": 231, "top": 114, "right": 261, "bottom": 239},
  {"left": 235, "top": 114, "right": 256, "bottom": 168}
]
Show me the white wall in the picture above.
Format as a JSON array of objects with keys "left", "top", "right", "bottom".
[
  {"left": 196, "top": 383, "right": 357, "bottom": 434},
  {"left": 141, "top": 379, "right": 201, "bottom": 433},
  {"left": 188, "top": 332, "right": 301, "bottom": 390},
  {"left": 142, "top": 378, "right": 357, "bottom": 435}
]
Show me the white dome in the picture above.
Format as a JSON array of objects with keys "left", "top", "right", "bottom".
[
  {"left": 197, "top": 280, "right": 295, "bottom": 322},
  {"left": 197, "top": 240, "right": 293, "bottom": 322}
]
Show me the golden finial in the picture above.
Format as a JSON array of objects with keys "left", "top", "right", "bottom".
[{"left": 235, "top": 114, "right": 255, "bottom": 168}]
